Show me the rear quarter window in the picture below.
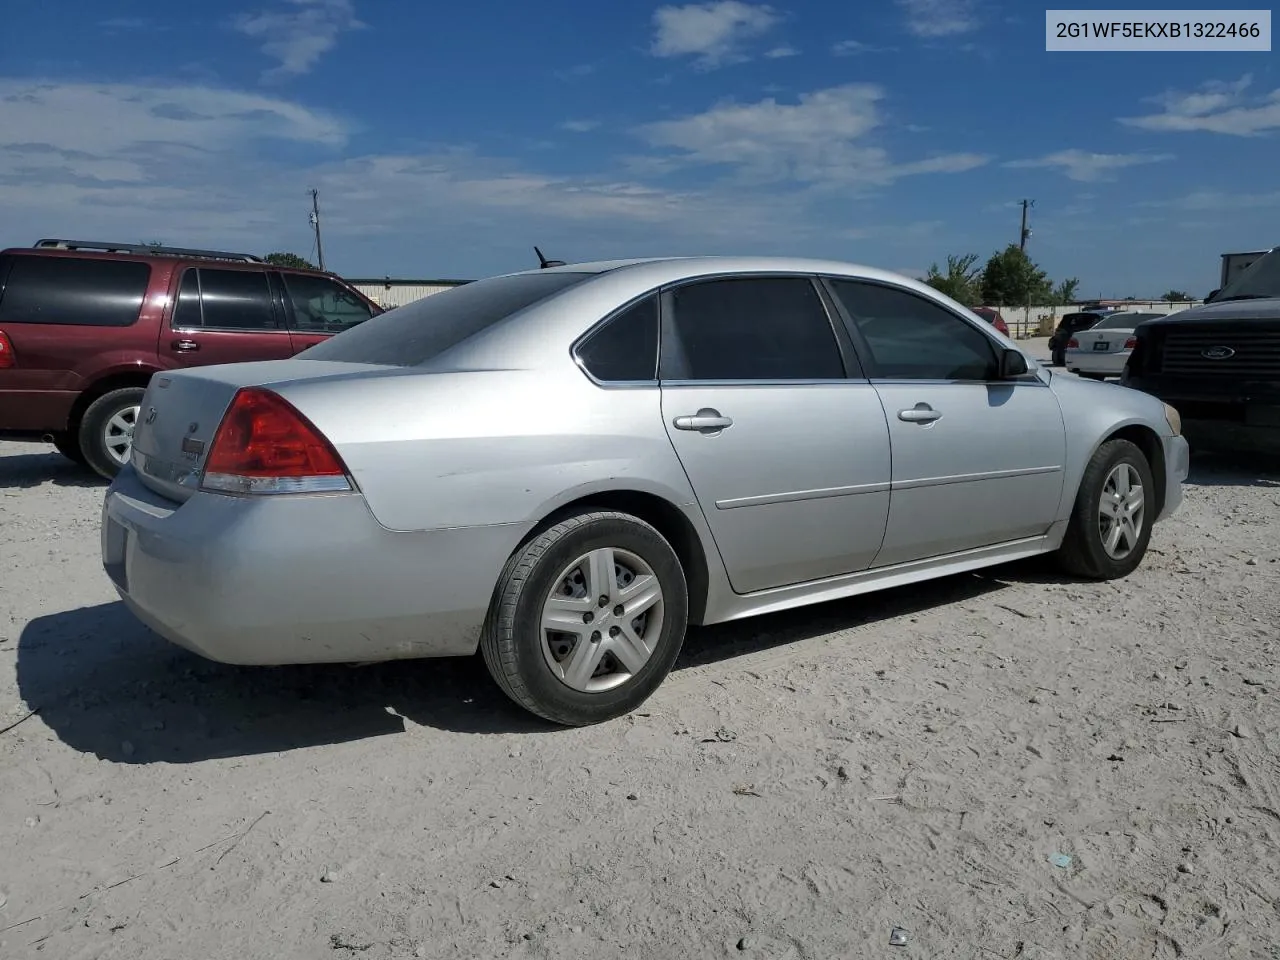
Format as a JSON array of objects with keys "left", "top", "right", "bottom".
[
  {"left": 300, "top": 271, "right": 594, "bottom": 365},
  {"left": 0, "top": 255, "right": 151, "bottom": 327}
]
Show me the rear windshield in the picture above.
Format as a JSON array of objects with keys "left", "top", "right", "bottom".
[
  {"left": 300, "top": 271, "right": 594, "bottom": 365},
  {"left": 1092, "top": 312, "right": 1159, "bottom": 329},
  {"left": 0, "top": 255, "right": 151, "bottom": 327}
]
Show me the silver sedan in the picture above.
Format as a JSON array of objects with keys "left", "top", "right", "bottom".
[{"left": 102, "top": 257, "right": 1189, "bottom": 725}]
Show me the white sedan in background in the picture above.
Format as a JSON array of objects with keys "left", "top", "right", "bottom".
[{"left": 1066, "top": 311, "right": 1166, "bottom": 379}]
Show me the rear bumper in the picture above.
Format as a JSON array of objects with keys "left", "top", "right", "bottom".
[
  {"left": 0, "top": 389, "right": 78, "bottom": 433},
  {"left": 101, "top": 465, "right": 523, "bottom": 665},
  {"left": 1066, "top": 349, "right": 1129, "bottom": 376}
]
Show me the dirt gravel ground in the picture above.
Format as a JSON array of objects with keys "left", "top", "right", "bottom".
[{"left": 2, "top": 363, "right": 1279, "bottom": 959}]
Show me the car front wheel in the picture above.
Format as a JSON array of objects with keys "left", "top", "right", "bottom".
[
  {"left": 1056, "top": 438, "right": 1154, "bottom": 580},
  {"left": 481, "top": 510, "right": 689, "bottom": 726}
]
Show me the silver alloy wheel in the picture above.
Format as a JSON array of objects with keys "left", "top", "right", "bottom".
[
  {"left": 540, "top": 547, "right": 665, "bottom": 693},
  {"left": 1098, "top": 462, "right": 1145, "bottom": 560},
  {"left": 103, "top": 404, "right": 140, "bottom": 466}
]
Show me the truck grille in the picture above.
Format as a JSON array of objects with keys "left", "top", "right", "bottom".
[{"left": 1161, "top": 329, "right": 1280, "bottom": 378}]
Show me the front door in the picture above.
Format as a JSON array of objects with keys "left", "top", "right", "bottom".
[
  {"left": 659, "top": 275, "right": 893, "bottom": 595},
  {"left": 825, "top": 277, "right": 1067, "bottom": 567},
  {"left": 162, "top": 267, "right": 293, "bottom": 368}
]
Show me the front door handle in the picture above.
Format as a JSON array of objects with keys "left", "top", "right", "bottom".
[
  {"left": 171, "top": 339, "right": 200, "bottom": 353},
  {"left": 673, "top": 409, "right": 733, "bottom": 432},
  {"left": 898, "top": 403, "right": 942, "bottom": 424}
]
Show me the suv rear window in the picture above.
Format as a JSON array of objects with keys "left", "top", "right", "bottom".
[
  {"left": 301, "top": 271, "right": 594, "bottom": 366},
  {"left": 0, "top": 255, "right": 151, "bottom": 327}
]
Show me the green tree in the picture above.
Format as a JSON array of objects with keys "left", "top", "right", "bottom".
[
  {"left": 1162, "top": 289, "right": 1191, "bottom": 301},
  {"left": 923, "top": 253, "right": 982, "bottom": 305},
  {"left": 979, "top": 244, "right": 1052, "bottom": 306},
  {"left": 264, "top": 251, "right": 318, "bottom": 270},
  {"left": 1051, "top": 277, "right": 1080, "bottom": 305}
]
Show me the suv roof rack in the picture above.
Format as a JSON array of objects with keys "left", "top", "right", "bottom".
[{"left": 33, "top": 239, "right": 264, "bottom": 263}]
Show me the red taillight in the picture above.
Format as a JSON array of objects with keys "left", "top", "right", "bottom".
[
  {"left": 995, "top": 318, "right": 1009, "bottom": 335},
  {"left": 200, "top": 387, "right": 351, "bottom": 495},
  {"left": 0, "top": 330, "right": 14, "bottom": 369},
  {"left": 1124, "top": 336, "right": 1137, "bottom": 349},
  {"left": 1067, "top": 338, "right": 1079, "bottom": 349}
]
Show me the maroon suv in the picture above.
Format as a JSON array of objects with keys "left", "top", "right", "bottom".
[{"left": 0, "top": 239, "right": 382, "bottom": 478}]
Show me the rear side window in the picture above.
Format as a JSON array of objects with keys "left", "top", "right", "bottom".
[
  {"left": 302, "top": 271, "right": 594, "bottom": 365},
  {"left": 188, "top": 269, "right": 278, "bottom": 330},
  {"left": 663, "top": 277, "right": 845, "bottom": 381},
  {"left": 0, "top": 256, "right": 150, "bottom": 327},
  {"left": 575, "top": 296, "right": 659, "bottom": 382}
]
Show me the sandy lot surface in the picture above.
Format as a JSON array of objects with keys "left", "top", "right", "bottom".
[{"left": 2, "top": 354, "right": 1279, "bottom": 959}]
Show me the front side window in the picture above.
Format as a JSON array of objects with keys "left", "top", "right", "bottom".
[
  {"left": 281, "top": 274, "right": 374, "bottom": 332},
  {"left": 175, "top": 269, "right": 278, "bottom": 331},
  {"left": 576, "top": 296, "right": 659, "bottom": 382},
  {"left": 830, "top": 279, "right": 996, "bottom": 381},
  {"left": 0, "top": 256, "right": 150, "bottom": 327},
  {"left": 663, "top": 276, "right": 845, "bottom": 381}
]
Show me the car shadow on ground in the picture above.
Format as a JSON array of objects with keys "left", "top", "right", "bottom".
[
  {"left": 1185, "top": 449, "right": 1280, "bottom": 488},
  {"left": 0, "top": 450, "right": 105, "bottom": 490},
  {"left": 16, "top": 573, "right": 1005, "bottom": 762}
]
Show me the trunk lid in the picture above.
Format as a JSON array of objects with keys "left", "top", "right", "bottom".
[
  {"left": 130, "top": 359, "right": 398, "bottom": 503},
  {"left": 1073, "top": 326, "right": 1135, "bottom": 354}
]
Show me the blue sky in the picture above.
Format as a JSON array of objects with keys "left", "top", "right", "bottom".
[{"left": 0, "top": 0, "right": 1276, "bottom": 297}]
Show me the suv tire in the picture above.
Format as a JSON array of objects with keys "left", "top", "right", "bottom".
[
  {"left": 79, "top": 387, "right": 146, "bottom": 480},
  {"left": 50, "top": 432, "right": 88, "bottom": 466}
]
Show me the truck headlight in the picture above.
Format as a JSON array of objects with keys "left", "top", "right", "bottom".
[{"left": 1163, "top": 402, "right": 1182, "bottom": 436}]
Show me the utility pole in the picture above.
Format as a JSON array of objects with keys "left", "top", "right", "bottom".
[
  {"left": 309, "top": 189, "right": 326, "bottom": 271},
  {"left": 1018, "top": 198, "right": 1034, "bottom": 251}
]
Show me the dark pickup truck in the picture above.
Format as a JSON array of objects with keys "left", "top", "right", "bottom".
[{"left": 1123, "top": 245, "right": 1280, "bottom": 449}]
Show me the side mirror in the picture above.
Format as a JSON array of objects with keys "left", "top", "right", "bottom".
[
  {"left": 998, "top": 348, "right": 1029, "bottom": 379},
  {"left": 1205, "top": 288, "right": 1220, "bottom": 303}
]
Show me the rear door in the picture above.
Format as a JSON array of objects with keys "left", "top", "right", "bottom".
[
  {"left": 276, "top": 273, "right": 376, "bottom": 354},
  {"left": 658, "top": 274, "right": 893, "bottom": 595},
  {"left": 162, "top": 267, "right": 293, "bottom": 368},
  {"left": 826, "top": 278, "right": 1066, "bottom": 567}
]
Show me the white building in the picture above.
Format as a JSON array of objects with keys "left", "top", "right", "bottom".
[{"left": 348, "top": 277, "right": 468, "bottom": 310}]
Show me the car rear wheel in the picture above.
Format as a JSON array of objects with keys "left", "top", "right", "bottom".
[
  {"left": 1056, "top": 438, "right": 1154, "bottom": 580},
  {"left": 79, "top": 387, "right": 146, "bottom": 480},
  {"left": 481, "top": 510, "right": 689, "bottom": 726}
]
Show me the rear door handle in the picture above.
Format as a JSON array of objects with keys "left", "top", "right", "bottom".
[
  {"left": 673, "top": 411, "right": 733, "bottom": 432},
  {"left": 171, "top": 339, "right": 200, "bottom": 353},
  {"left": 898, "top": 403, "right": 942, "bottom": 424}
]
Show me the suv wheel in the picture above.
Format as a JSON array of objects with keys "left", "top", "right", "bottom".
[
  {"left": 50, "top": 432, "right": 88, "bottom": 466},
  {"left": 79, "top": 387, "right": 146, "bottom": 480}
]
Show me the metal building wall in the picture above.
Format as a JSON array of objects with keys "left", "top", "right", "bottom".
[{"left": 350, "top": 281, "right": 465, "bottom": 310}]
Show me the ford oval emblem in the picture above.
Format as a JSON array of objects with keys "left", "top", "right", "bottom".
[{"left": 1201, "top": 346, "right": 1235, "bottom": 360}]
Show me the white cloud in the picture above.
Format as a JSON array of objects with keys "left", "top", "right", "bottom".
[
  {"left": 650, "top": 1, "right": 779, "bottom": 68},
  {"left": 1119, "top": 75, "right": 1280, "bottom": 136},
  {"left": 831, "top": 39, "right": 895, "bottom": 55},
  {"left": 639, "top": 84, "right": 989, "bottom": 187},
  {"left": 559, "top": 120, "right": 601, "bottom": 133},
  {"left": 1141, "top": 189, "right": 1280, "bottom": 211},
  {"left": 1003, "top": 149, "right": 1174, "bottom": 182},
  {"left": 234, "top": 0, "right": 364, "bottom": 79},
  {"left": 764, "top": 45, "right": 798, "bottom": 58},
  {"left": 896, "top": 0, "right": 978, "bottom": 38}
]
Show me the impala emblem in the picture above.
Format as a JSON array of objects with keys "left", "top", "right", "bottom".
[
  {"left": 144, "top": 407, "right": 157, "bottom": 424},
  {"left": 1201, "top": 346, "right": 1235, "bottom": 360},
  {"left": 187, "top": 421, "right": 199, "bottom": 433}
]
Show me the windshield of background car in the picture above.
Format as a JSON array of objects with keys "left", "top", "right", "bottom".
[
  {"left": 299, "top": 271, "right": 594, "bottom": 365},
  {"left": 1215, "top": 248, "right": 1280, "bottom": 301}
]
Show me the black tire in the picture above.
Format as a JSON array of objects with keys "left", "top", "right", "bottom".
[
  {"left": 480, "top": 510, "right": 689, "bottom": 726},
  {"left": 1057, "top": 438, "right": 1155, "bottom": 580},
  {"left": 79, "top": 387, "right": 146, "bottom": 480},
  {"left": 50, "top": 431, "right": 88, "bottom": 466}
]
